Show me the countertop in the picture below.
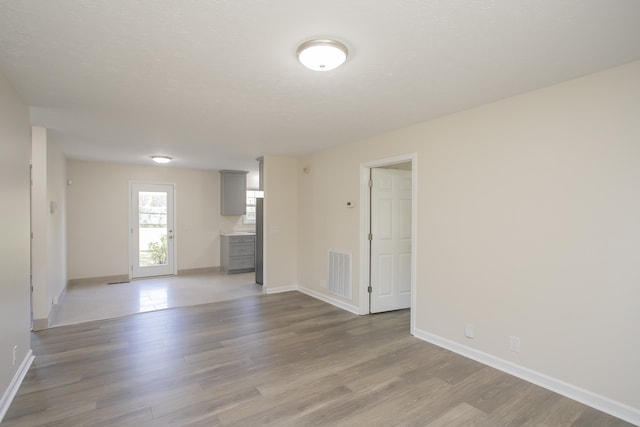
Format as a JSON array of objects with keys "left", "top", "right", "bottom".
[{"left": 220, "top": 231, "right": 256, "bottom": 237}]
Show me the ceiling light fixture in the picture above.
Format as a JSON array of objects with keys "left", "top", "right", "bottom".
[
  {"left": 151, "top": 156, "right": 172, "bottom": 164},
  {"left": 297, "top": 39, "right": 348, "bottom": 71}
]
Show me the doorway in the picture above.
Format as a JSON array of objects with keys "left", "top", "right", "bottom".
[
  {"left": 130, "top": 182, "right": 176, "bottom": 279},
  {"left": 370, "top": 166, "right": 412, "bottom": 313},
  {"left": 360, "top": 155, "right": 417, "bottom": 333}
]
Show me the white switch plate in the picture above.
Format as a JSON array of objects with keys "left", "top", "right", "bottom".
[
  {"left": 509, "top": 336, "right": 521, "bottom": 352},
  {"left": 464, "top": 323, "right": 474, "bottom": 338}
]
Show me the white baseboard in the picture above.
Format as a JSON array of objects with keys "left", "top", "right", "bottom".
[
  {"left": 0, "top": 350, "right": 34, "bottom": 423},
  {"left": 413, "top": 328, "right": 640, "bottom": 426},
  {"left": 265, "top": 284, "right": 361, "bottom": 315},
  {"left": 177, "top": 266, "right": 220, "bottom": 275},
  {"left": 52, "top": 284, "right": 67, "bottom": 305},
  {"left": 297, "top": 286, "right": 360, "bottom": 315},
  {"left": 264, "top": 285, "right": 298, "bottom": 294},
  {"left": 32, "top": 318, "right": 49, "bottom": 331}
]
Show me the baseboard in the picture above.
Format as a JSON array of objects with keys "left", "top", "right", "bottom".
[
  {"left": 297, "top": 286, "right": 360, "bottom": 315},
  {"left": 413, "top": 328, "right": 640, "bottom": 426},
  {"left": 68, "top": 268, "right": 223, "bottom": 285},
  {"left": 67, "top": 274, "right": 129, "bottom": 287},
  {"left": 47, "top": 305, "right": 57, "bottom": 328},
  {"left": 265, "top": 285, "right": 298, "bottom": 294},
  {"left": 32, "top": 318, "right": 48, "bottom": 331},
  {"left": 177, "top": 267, "right": 220, "bottom": 275},
  {"left": 265, "top": 284, "right": 361, "bottom": 315},
  {"left": 52, "top": 284, "right": 67, "bottom": 305},
  {"left": 0, "top": 350, "right": 34, "bottom": 423}
]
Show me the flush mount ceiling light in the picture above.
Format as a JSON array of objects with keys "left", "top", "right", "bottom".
[
  {"left": 297, "top": 39, "right": 348, "bottom": 71},
  {"left": 151, "top": 156, "right": 172, "bottom": 164}
]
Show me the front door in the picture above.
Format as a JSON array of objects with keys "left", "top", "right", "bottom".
[
  {"left": 130, "top": 183, "right": 175, "bottom": 278},
  {"left": 370, "top": 167, "right": 412, "bottom": 313}
]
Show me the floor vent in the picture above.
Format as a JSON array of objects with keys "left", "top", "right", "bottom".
[{"left": 328, "top": 251, "right": 352, "bottom": 299}]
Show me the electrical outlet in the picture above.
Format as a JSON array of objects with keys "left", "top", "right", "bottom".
[
  {"left": 12, "top": 345, "right": 17, "bottom": 365},
  {"left": 464, "top": 323, "right": 475, "bottom": 339},
  {"left": 509, "top": 336, "right": 521, "bottom": 353}
]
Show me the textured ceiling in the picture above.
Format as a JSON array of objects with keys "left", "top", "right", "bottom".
[{"left": 1, "top": 0, "right": 639, "bottom": 172}]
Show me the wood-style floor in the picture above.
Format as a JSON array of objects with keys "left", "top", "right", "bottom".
[{"left": 4, "top": 292, "right": 633, "bottom": 426}]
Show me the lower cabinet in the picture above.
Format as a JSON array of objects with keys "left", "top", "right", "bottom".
[{"left": 221, "top": 234, "right": 255, "bottom": 274}]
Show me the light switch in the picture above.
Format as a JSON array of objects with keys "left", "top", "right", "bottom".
[{"left": 464, "top": 323, "right": 474, "bottom": 338}]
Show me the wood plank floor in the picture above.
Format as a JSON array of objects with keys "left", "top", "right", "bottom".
[{"left": 3, "top": 292, "right": 633, "bottom": 426}]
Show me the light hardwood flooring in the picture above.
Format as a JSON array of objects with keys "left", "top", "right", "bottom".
[{"left": 5, "top": 292, "right": 633, "bottom": 426}]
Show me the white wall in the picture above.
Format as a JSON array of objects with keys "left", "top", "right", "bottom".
[
  {"left": 31, "top": 128, "right": 68, "bottom": 328},
  {"left": 263, "top": 156, "right": 299, "bottom": 291},
  {"left": 47, "top": 141, "right": 67, "bottom": 305},
  {"left": 30, "top": 127, "right": 48, "bottom": 325},
  {"left": 297, "top": 61, "right": 640, "bottom": 416},
  {"left": 66, "top": 160, "right": 251, "bottom": 280},
  {"left": 0, "top": 72, "right": 32, "bottom": 419}
]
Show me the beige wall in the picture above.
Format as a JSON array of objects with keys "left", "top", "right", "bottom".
[
  {"left": 263, "top": 156, "right": 299, "bottom": 290},
  {"left": 31, "top": 128, "right": 68, "bottom": 327},
  {"left": 47, "top": 141, "right": 67, "bottom": 306},
  {"left": 297, "top": 61, "right": 640, "bottom": 411},
  {"left": 30, "top": 127, "right": 48, "bottom": 323},
  {"left": 67, "top": 160, "right": 251, "bottom": 280},
  {"left": 0, "top": 72, "right": 31, "bottom": 415}
]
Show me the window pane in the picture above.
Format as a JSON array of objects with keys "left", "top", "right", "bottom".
[
  {"left": 244, "top": 190, "right": 257, "bottom": 224},
  {"left": 138, "top": 191, "right": 168, "bottom": 267}
]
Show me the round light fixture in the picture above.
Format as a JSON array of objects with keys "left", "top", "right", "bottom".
[
  {"left": 297, "top": 39, "right": 348, "bottom": 71},
  {"left": 151, "top": 156, "right": 172, "bottom": 164}
]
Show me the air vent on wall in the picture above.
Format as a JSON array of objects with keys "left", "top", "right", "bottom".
[{"left": 328, "top": 251, "right": 352, "bottom": 299}]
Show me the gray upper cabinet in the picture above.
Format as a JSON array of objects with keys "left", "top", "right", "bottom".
[{"left": 220, "top": 170, "right": 248, "bottom": 215}]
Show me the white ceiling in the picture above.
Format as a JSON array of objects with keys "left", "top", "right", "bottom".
[{"left": 1, "top": 1, "right": 639, "bottom": 172}]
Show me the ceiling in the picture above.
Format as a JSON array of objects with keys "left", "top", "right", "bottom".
[{"left": 1, "top": 1, "right": 639, "bottom": 172}]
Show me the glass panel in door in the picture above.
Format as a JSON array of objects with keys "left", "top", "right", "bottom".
[{"left": 131, "top": 183, "right": 175, "bottom": 278}]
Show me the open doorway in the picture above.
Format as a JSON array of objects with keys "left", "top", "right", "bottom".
[{"left": 360, "top": 154, "right": 417, "bottom": 334}]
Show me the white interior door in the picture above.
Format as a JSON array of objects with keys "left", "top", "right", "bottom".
[
  {"left": 131, "top": 183, "right": 175, "bottom": 278},
  {"left": 370, "top": 168, "right": 412, "bottom": 313}
]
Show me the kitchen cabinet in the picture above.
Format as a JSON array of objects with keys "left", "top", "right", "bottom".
[
  {"left": 220, "top": 234, "right": 255, "bottom": 274},
  {"left": 220, "top": 170, "right": 248, "bottom": 216}
]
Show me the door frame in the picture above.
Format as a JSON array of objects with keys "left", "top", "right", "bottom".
[
  {"left": 128, "top": 181, "right": 178, "bottom": 280},
  {"left": 359, "top": 154, "right": 417, "bottom": 334}
]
